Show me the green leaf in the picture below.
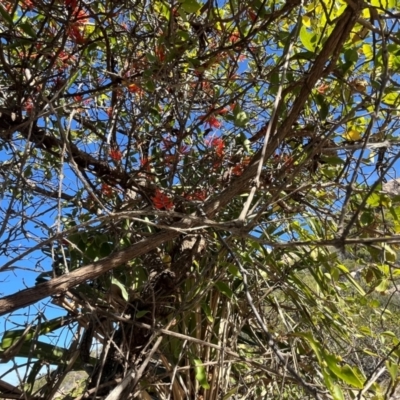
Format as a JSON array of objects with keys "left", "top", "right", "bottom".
[
  {"left": 1, "top": 317, "right": 66, "bottom": 349},
  {"left": 300, "top": 26, "right": 318, "bottom": 52},
  {"left": 223, "top": 388, "right": 238, "bottom": 400},
  {"left": 315, "top": 94, "right": 329, "bottom": 120},
  {"left": 0, "top": 5, "right": 13, "bottom": 24},
  {"left": 366, "top": 192, "right": 381, "bottom": 208},
  {"left": 179, "top": 0, "right": 202, "bottom": 13},
  {"left": 26, "top": 360, "right": 42, "bottom": 395},
  {"left": 19, "top": 22, "right": 37, "bottom": 38},
  {"left": 145, "top": 79, "right": 156, "bottom": 92},
  {"left": 214, "top": 281, "right": 233, "bottom": 299},
  {"left": 344, "top": 48, "right": 358, "bottom": 63},
  {"left": 234, "top": 111, "right": 249, "bottom": 127},
  {"left": 228, "top": 264, "right": 242, "bottom": 279},
  {"left": 345, "top": 273, "right": 366, "bottom": 296},
  {"left": 362, "top": 44, "right": 373, "bottom": 60},
  {"left": 331, "top": 384, "right": 345, "bottom": 400},
  {"left": 370, "top": 0, "right": 395, "bottom": 10},
  {"left": 319, "top": 156, "right": 344, "bottom": 165},
  {"left": 336, "top": 365, "right": 364, "bottom": 388},
  {"left": 386, "top": 360, "right": 398, "bottom": 382},
  {"left": 360, "top": 211, "right": 374, "bottom": 226},
  {"left": 192, "top": 357, "right": 210, "bottom": 389},
  {"left": 0, "top": 339, "right": 67, "bottom": 365},
  {"left": 66, "top": 70, "right": 80, "bottom": 90},
  {"left": 111, "top": 277, "right": 129, "bottom": 301},
  {"left": 201, "top": 303, "right": 214, "bottom": 322},
  {"left": 383, "top": 243, "right": 397, "bottom": 262},
  {"left": 375, "top": 279, "right": 389, "bottom": 293},
  {"left": 323, "top": 353, "right": 364, "bottom": 388},
  {"left": 383, "top": 92, "right": 400, "bottom": 106},
  {"left": 135, "top": 310, "right": 149, "bottom": 318},
  {"left": 293, "top": 332, "right": 323, "bottom": 363},
  {"left": 291, "top": 51, "right": 315, "bottom": 61}
]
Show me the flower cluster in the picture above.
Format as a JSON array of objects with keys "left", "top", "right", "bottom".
[
  {"left": 109, "top": 148, "right": 123, "bottom": 161},
  {"left": 152, "top": 189, "right": 174, "bottom": 210},
  {"left": 206, "top": 137, "right": 225, "bottom": 158}
]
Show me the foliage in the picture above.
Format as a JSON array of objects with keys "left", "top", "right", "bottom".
[{"left": 0, "top": 0, "right": 400, "bottom": 399}]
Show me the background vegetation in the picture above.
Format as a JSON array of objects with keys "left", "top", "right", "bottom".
[{"left": 1, "top": 0, "right": 400, "bottom": 399}]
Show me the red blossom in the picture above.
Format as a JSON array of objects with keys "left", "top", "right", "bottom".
[
  {"left": 229, "top": 31, "right": 240, "bottom": 43},
  {"left": 68, "top": 24, "right": 85, "bottom": 44},
  {"left": 164, "top": 154, "right": 178, "bottom": 167},
  {"left": 232, "top": 164, "right": 243, "bottom": 176},
  {"left": 101, "top": 183, "right": 113, "bottom": 197},
  {"left": 58, "top": 50, "right": 76, "bottom": 67},
  {"left": 152, "top": 189, "right": 174, "bottom": 210},
  {"left": 65, "top": 0, "right": 77, "bottom": 8},
  {"left": 200, "top": 80, "right": 213, "bottom": 94},
  {"left": 140, "top": 157, "right": 151, "bottom": 171},
  {"left": 179, "top": 144, "right": 190, "bottom": 154},
  {"left": 199, "top": 115, "right": 222, "bottom": 129},
  {"left": 215, "top": 107, "right": 230, "bottom": 115},
  {"left": 21, "top": 0, "right": 34, "bottom": 10},
  {"left": 161, "top": 137, "right": 174, "bottom": 151},
  {"left": 73, "top": 8, "right": 89, "bottom": 24},
  {"left": 248, "top": 9, "right": 257, "bottom": 22},
  {"left": 127, "top": 83, "right": 143, "bottom": 94},
  {"left": 155, "top": 45, "right": 166, "bottom": 62},
  {"left": 232, "top": 157, "right": 251, "bottom": 176},
  {"left": 317, "top": 83, "right": 330, "bottom": 94},
  {"left": 23, "top": 98, "right": 34, "bottom": 114},
  {"left": 206, "top": 137, "right": 225, "bottom": 157},
  {"left": 185, "top": 190, "right": 207, "bottom": 201},
  {"left": 109, "top": 148, "right": 123, "bottom": 161}
]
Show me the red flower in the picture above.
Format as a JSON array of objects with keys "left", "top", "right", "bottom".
[
  {"left": 21, "top": 0, "right": 34, "bottom": 10},
  {"left": 101, "top": 183, "right": 113, "bottom": 197},
  {"left": 57, "top": 51, "right": 76, "bottom": 69},
  {"left": 229, "top": 31, "right": 240, "bottom": 43},
  {"left": 155, "top": 45, "right": 166, "bottom": 62},
  {"left": 109, "top": 148, "right": 122, "bottom": 161},
  {"left": 185, "top": 190, "right": 207, "bottom": 201},
  {"left": 179, "top": 144, "right": 190, "bottom": 154},
  {"left": 232, "top": 157, "right": 250, "bottom": 176},
  {"left": 216, "top": 107, "right": 229, "bottom": 115},
  {"left": 316, "top": 83, "right": 330, "bottom": 94},
  {"left": 248, "top": 10, "right": 257, "bottom": 22},
  {"left": 127, "top": 83, "right": 143, "bottom": 94},
  {"left": 164, "top": 154, "right": 178, "bottom": 167},
  {"left": 232, "top": 164, "right": 243, "bottom": 176},
  {"left": 161, "top": 137, "right": 174, "bottom": 151},
  {"left": 106, "top": 107, "right": 113, "bottom": 117},
  {"left": 206, "top": 137, "right": 225, "bottom": 158},
  {"left": 152, "top": 189, "right": 174, "bottom": 210},
  {"left": 23, "top": 98, "right": 34, "bottom": 114},
  {"left": 140, "top": 157, "right": 151, "bottom": 171},
  {"left": 65, "top": 0, "right": 77, "bottom": 8},
  {"left": 67, "top": 24, "right": 85, "bottom": 44},
  {"left": 74, "top": 8, "right": 89, "bottom": 24},
  {"left": 199, "top": 115, "right": 222, "bottom": 129}
]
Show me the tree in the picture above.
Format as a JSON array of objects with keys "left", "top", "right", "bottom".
[{"left": 0, "top": 0, "right": 400, "bottom": 398}]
